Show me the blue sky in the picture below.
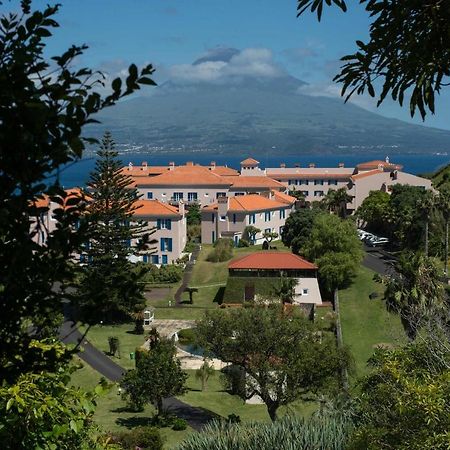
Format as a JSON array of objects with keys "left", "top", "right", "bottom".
[{"left": 31, "top": 0, "right": 450, "bottom": 130}]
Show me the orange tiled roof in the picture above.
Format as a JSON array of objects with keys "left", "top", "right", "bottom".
[
  {"left": 351, "top": 169, "right": 383, "bottom": 181},
  {"left": 229, "top": 251, "right": 317, "bottom": 270},
  {"left": 121, "top": 165, "right": 170, "bottom": 177},
  {"left": 35, "top": 196, "right": 50, "bottom": 208},
  {"left": 356, "top": 160, "right": 403, "bottom": 171},
  {"left": 269, "top": 173, "right": 351, "bottom": 180},
  {"left": 133, "top": 199, "right": 181, "bottom": 217},
  {"left": 230, "top": 176, "right": 285, "bottom": 190},
  {"left": 132, "top": 165, "right": 232, "bottom": 187},
  {"left": 272, "top": 191, "right": 297, "bottom": 204},
  {"left": 240, "top": 157, "right": 260, "bottom": 165},
  {"left": 204, "top": 194, "right": 287, "bottom": 212},
  {"left": 211, "top": 166, "right": 240, "bottom": 176}
]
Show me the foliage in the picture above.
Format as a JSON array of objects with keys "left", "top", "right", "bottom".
[
  {"left": 176, "top": 413, "right": 352, "bottom": 450},
  {"left": 322, "top": 188, "right": 353, "bottom": 218},
  {"left": 76, "top": 133, "right": 154, "bottom": 324},
  {"left": 108, "top": 336, "right": 121, "bottom": 358},
  {"left": 186, "top": 203, "right": 201, "bottom": 226},
  {"left": 223, "top": 277, "right": 287, "bottom": 304},
  {"left": 237, "top": 238, "right": 250, "bottom": 248},
  {"left": 207, "top": 238, "right": 234, "bottom": 262},
  {"left": 196, "top": 307, "right": 350, "bottom": 421},
  {"left": 110, "top": 426, "right": 163, "bottom": 450},
  {"left": 298, "top": 0, "right": 450, "bottom": 119},
  {"left": 356, "top": 191, "right": 391, "bottom": 233},
  {"left": 349, "top": 341, "right": 450, "bottom": 450},
  {"left": 172, "top": 418, "right": 188, "bottom": 431},
  {"left": 303, "top": 214, "right": 363, "bottom": 291},
  {"left": 0, "top": 342, "right": 111, "bottom": 449},
  {"left": 0, "top": 1, "right": 155, "bottom": 381},
  {"left": 177, "top": 328, "right": 197, "bottom": 345},
  {"left": 243, "top": 226, "right": 261, "bottom": 244},
  {"left": 262, "top": 230, "right": 278, "bottom": 243},
  {"left": 195, "top": 359, "right": 215, "bottom": 391},
  {"left": 120, "top": 332, "right": 187, "bottom": 416},
  {"left": 271, "top": 275, "right": 298, "bottom": 304},
  {"left": 381, "top": 252, "right": 445, "bottom": 341},
  {"left": 187, "top": 224, "right": 201, "bottom": 244},
  {"left": 139, "top": 262, "right": 183, "bottom": 284},
  {"left": 281, "top": 208, "right": 322, "bottom": 254}
]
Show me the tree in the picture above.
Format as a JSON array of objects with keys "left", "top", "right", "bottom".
[
  {"left": 195, "top": 359, "right": 215, "bottom": 391},
  {"left": 439, "top": 188, "right": 450, "bottom": 277},
  {"left": 76, "top": 132, "right": 154, "bottom": 323},
  {"left": 417, "top": 190, "right": 437, "bottom": 256},
  {"left": 243, "top": 225, "right": 261, "bottom": 245},
  {"left": 322, "top": 188, "right": 353, "bottom": 219},
  {"left": 271, "top": 274, "right": 298, "bottom": 304},
  {"left": 349, "top": 341, "right": 450, "bottom": 450},
  {"left": 281, "top": 209, "right": 322, "bottom": 255},
  {"left": 196, "top": 307, "right": 350, "bottom": 421},
  {"left": 356, "top": 190, "right": 391, "bottom": 233},
  {"left": 120, "top": 334, "right": 187, "bottom": 416},
  {"left": 297, "top": 1, "right": 450, "bottom": 120},
  {"left": 184, "top": 287, "right": 198, "bottom": 305},
  {"left": 262, "top": 230, "right": 278, "bottom": 244},
  {"left": 382, "top": 252, "right": 445, "bottom": 341},
  {"left": 303, "top": 214, "right": 364, "bottom": 291},
  {"left": 0, "top": 2, "right": 156, "bottom": 382},
  {"left": 186, "top": 203, "right": 201, "bottom": 226}
]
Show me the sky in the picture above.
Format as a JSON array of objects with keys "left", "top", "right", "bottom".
[{"left": 27, "top": 0, "right": 450, "bottom": 130}]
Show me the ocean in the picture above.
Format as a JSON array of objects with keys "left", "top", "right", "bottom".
[{"left": 57, "top": 152, "right": 450, "bottom": 188}]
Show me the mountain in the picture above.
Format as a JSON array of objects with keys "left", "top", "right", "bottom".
[{"left": 90, "top": 50, "right": 450, "bottom": 156}]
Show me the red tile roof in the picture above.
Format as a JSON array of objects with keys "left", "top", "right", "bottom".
[
  {"left": 356, "top": 160, "right": 403, "bottom": 171},
  {"left": 121, "top": 165, "right": 169, "bottom": 177},
  {"left": 211, "top": 166, "right": 240, "bottom": 176},
  {"left": 270, "top": 173, "right": 351, "bottom": 180},
  {"left": 240, "top": 157, "right": 260, "bottom": 165},
  {"left": 229, "top": 176, "right": 285, "bottom": 190},
  {"left": 351, "top": 169, "right": 383, "bottom": 181},
  {"left": 272, "top": 191, "right": 297, "bottom": 204},
  {"left": 133, "top": 199, "right": 181, "bottom": 217},
  {"left": 204, "top": 194, "right": 288, "bottom": 212},
  {"left": 229, "top": 252, "right": 317, "bottom": 270}
]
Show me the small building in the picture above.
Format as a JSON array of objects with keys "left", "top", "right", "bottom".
[
  {"left": 223, "top": 251, "right": 322, "bottom": 305},
  {"left": 201, "top": 193, "right": 296, "bottom": 245}
]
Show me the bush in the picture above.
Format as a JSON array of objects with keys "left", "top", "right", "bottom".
[
  {"left": 111, "top": 426, "right": 163, "bottom": 450},
  {"left": 177, "top": 328, "right": 196, "bottom": 345},
  {"left": 183, "top": 241, "right": 197, "bottom": 253},
  {"left": 172, "top": 418, "right": 188, "bottom": 431},
  {"left": 237, "top": 239, "right": 249, "bottom": 248},
  {"left": 207, "top": 238, "right": 234, "bottom": 262},
  {"left": 138, "top": 263, "right": 183, "bottom": 284}
]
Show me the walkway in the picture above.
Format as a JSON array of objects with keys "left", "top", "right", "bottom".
[
  {"left": 174, "top": 245, "right": 200, "bottom": 306},
  {"left": 59, "top": 319, "right": 216, "bottom": 431}
]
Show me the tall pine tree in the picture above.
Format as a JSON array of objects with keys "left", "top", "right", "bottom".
[{"left": 77, "top": 132, "right": 153, "bottom": 323}]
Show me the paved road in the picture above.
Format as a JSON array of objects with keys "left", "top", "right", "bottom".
[
  {"left": 60, "top": 318, "right": 216, "bottom": 430},
  {"left": 175, "top": 244, "right": 200, "bottom": 306},
  {"left": 362, "top": 246, "right": 397, "bottom": 275}
]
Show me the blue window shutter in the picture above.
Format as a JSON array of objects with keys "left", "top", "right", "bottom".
[
  {"left": 162, "top": 255, "right": 168, "bottom": 265},
  {"left": 167, "top": 219, "right": 171, "bottom": 230},
  {"left": 233, "top": 214, "right": 236, "bottom": 224},
  {"left": 157, "top": 219, "right": 161, "bottom": 229},
  {"left": 160, "top": 239, "right": 164, "bottom": 252},
  {"left": 143, "top": 255, "right": 148, "bottom": 263},
  {"left": 168, "top": 238, "right": 173, "bottom": 252}
]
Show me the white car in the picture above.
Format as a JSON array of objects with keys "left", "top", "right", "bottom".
[{"left": 367, "top": 237, "right": 389, "bottom": 247}]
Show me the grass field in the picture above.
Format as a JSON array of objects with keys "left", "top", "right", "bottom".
[
  {"left": 339, "top": 266, "right": 405, "bottom": 379},
  {"left": 70, "top": 360, "right": 194, "bottom": 449}
]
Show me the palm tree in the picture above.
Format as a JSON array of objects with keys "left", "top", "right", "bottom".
[
  {"left": 438, "top": 188, "right": 450, "bottom": 277},
  {"left": 195, "top": 359, "right": 215, "bottom": 391},
  {"left": 418, "top": 191, "right": 436, "bottom": 256},
  {"left": 323, "top": 188, "right": 353, "bottom": 218},
  {"left": 383, "top": 252, "right": 444, "bottom": 340},
  {"left": 271, "top": 273, "right": 298, "bottom": 304}
]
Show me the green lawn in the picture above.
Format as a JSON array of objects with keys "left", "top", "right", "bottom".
[
  {"left": 70, "top": 361, "right": 194, "bottom": 449},
  {"left": 78, "top": 323, "right": 145, "bottom": 370},
  {"left": 178, "top": 369, "right": 316, "bottom": 423},
  {"left": 339, "top": 266, "right": 406, "bottom": 379}
]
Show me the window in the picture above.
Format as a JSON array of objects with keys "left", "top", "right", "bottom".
[
  {"left": 264, "top": 211, "right": 271, "bottom": 222},
  {"left": 235, "top": 192, "right": 245, "bottom": 196},
  {"left": 160, "top": 238, "right": 173, "bottom": 252},
  {"left": 265, "top": 228, "right": 271, "bottom": 233},
  {"left": 234, "top": 235, "right": 239, "bottom": 246},
  {"left": 279, "top": 226, "right": 284, "bottom": 235},
  {"left": 279, "top": 209, "right": 286, "bottom": 219},
  {"left": 288, "top": 179, "right": 294, "bottom": 185},
  {"left": 314, "top": 191, "right": 324, "bottom": 197},
  {"left": 188, "top": 192, "right": 197, "bottom": 202},
  {"left": 143, "top": 255, "right": 148, "bottom": 263},
  {"left": 211, "top": 213, "right": 215, "bottom": 223},
  {"left": 212, "top": 231, "right": 215, "bottom": 243},
  {"left": 216, "top": 192, "right": 226, "bottom": 198},
  {"left": 173, "top": 192, "right": 183, "bottom": 201},
  {"left": 302, "top": 191, "right": 309, "bottom": 196},
  {"left": 151, "top": 255, "right": 159, "bottom": 264},
  {"left": 328, "top": 179, "right": 338, "bottom": 186},
  {"left": 220, "top": 215, "right": 226, "bottom": 222},
  {"left": 300, "top": 180, "right": 309, "bottom": 185},
  {"left": 162, "top": 255, "right": 168, "bottom": 265},
  {"left": 147, "top": 192, "right": 153, "bottom": 199},
  {"left": 232, "top": 213, "right": 236, "bottom": 224},
  {"left": 249, "top": 213, "right": 256, "bottom": 224},
  {"left": 157, "top": 219, "right": 171, "bottom": 230},
  {"left": 314, "top": 179, "right": 324, "bottom": 185},
  {"left": 302, "top": 288, "right": 309, "bottom": 295}
]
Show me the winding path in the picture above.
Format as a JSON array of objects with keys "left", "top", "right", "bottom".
[{"left": 174, "top": 245, "right": 200, "bottom": 306}]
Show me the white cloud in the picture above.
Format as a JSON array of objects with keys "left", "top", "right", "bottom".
[{"left": 168, "top": 47, "right": 284, "bottom": 83}]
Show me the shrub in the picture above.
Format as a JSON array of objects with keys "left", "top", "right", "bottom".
[
  {"left": 112, "top": 426, "right": 163, "bottom": 450},
  {"left": 237, "top": 239, "right": 249, "bottom": 248},
  {"left": 172, "top": 418, "right": 188, "bottom": 431},
  {"left": 138, "top": 263, "right": 183, "bottom": 284},
  {"left": 207, "top": 238, "right": 234, "bottom": 262},
  {"left": 177, "top": 328, "right": 196, "bottom": 344},
  {"left": 183, "top": 241, "right": 197, "bottom": 253}
]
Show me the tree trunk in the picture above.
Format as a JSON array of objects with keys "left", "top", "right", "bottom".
[
  {"left": 425, "top": 219, "right": 429, "bottom": 257},
  {"left": 156, "top": 396, "right": 164, "bottom": 417},
  {"left": 266, "top": 401, "right": 279, "bottom": 422},
  {"left": 401, "top": 315, "right": 417, "bottom": 342},
  {"left": 445, "top": 220, "right": 449, "bottom": 278}
]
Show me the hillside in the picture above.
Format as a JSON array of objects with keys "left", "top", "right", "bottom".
[{"left": 431, "top": 164, "right": 450, "bottom": 190}]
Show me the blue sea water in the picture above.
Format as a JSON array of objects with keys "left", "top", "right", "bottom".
[{"left": 58, "top": 152, "right": 450, "bottom": 188}]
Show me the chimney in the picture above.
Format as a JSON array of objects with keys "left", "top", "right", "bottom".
[
  {"left": 186, "top": 161, "right": 194, "bottom": 166},
  {"left": 142, "top": 161, "right": 148, "bottom": 171},
  {"left": 338, "top": 162, "right": 344, "bottom": 168},
  {"left": 280, "top": 163, "right": 286, "bottom": 168},
  {"left": 210, "top": 161, "right": 216, "bottom": 167},
  {"left": 309, "top": 163, "right": 316, "bottom": 168},
  {"left": 128, "top": 162, "right": 133, "bottom": 171},
  {"left": 217, "top": 196, "right": 229, "bottom": 218},
  {"left": 178, "top": 200, "right": 185, "bottom": 217},
  {"left": 169, "top": 161, "right": 175, "bottom": 171},
  {"left": 294, "top": 163, "right": 300, "bottom": 168}
]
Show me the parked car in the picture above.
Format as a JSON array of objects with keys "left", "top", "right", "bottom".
[{"left": 367, "top": 237, "right": 389, "bottom": 247}]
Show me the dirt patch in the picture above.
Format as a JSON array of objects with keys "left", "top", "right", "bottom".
[{"left": 144, "top": 287, "right": 172, "bottom": 302}]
